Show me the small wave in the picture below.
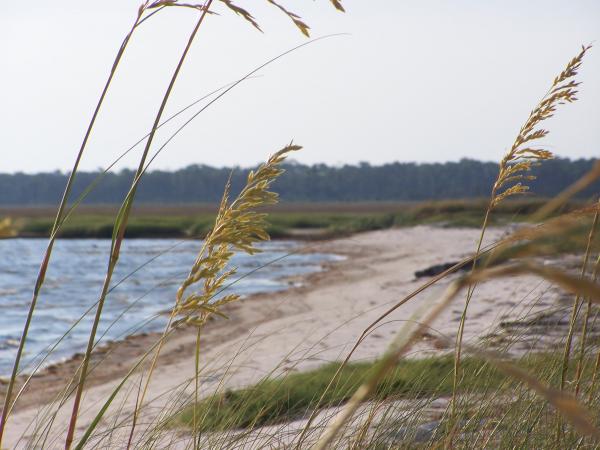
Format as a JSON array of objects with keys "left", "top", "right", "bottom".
[
  {"left": 0, "top": 238, "right": 340, "bottom": 377},
  {"left": 0, "top": 339, "right": 20, "bottom": 350},
  {"left": 0, "top": 289, "right": 18, "bottom": 297}
]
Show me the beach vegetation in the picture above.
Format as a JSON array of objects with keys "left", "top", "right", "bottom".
[{"left": 1, "top": 2, "right": 599, "bottom": 449}]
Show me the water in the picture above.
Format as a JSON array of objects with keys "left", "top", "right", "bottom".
[{"left": 0, "top": 238, "right": 341, "bottom": 376}]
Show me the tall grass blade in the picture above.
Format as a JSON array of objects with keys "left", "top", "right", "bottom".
[
  {"left": 0, "top": 7, "right": 149, "bottom": 446},
  {"left": 64, "top": 3, "right": 215, "bottom": 448}
]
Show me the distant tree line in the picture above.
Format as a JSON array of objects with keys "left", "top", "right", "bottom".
[{"left": 0, "top": 158, "right": 597, "bottom": 205}]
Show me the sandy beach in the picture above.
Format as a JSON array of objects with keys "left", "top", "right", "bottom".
[{"left": 3, "top": 225, "right": 578, "bottom": 448}]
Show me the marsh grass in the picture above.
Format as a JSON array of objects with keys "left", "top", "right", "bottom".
[{"left": 12, "top": 198, "right": 591, "bottom": 240}]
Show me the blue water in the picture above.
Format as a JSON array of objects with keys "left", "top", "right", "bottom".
[{"left": 0, "top": 238, "right": 340, "bottom": 375}]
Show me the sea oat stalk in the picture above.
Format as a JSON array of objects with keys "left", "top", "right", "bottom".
[
  {"left": 64, "top": 3, "right": 215, "bottom": 448},
  {"left": 126, "top": 145, "right": 299, "bottom": 447},
  {"left": 0, "top": 4, "right": 152, "bottom": 446},
  {"left": 175, "top": 144, "right": 298, "bottom": 445},
  {"left": 173, "top": 145, "right": 300, "bottom": 325},
  {"left": 451, "top": 44, "right": 591, "bottom": 423}
]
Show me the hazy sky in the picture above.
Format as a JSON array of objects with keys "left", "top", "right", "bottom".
[{"left": 1, "top": 1, "right": 599, "bottom": 173}]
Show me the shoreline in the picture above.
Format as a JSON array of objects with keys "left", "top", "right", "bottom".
[
  {"left": 2, "top": 236, "right": 335, "bottom": 242},
  {"left": 0, "top": 241, "right": 345, "bottom": 409},
  {"left": 1, "top": 228, "right": 336, "bottom": 240},
  {"left": 3, "top": 225, "right": 575, "bottom": 447}
]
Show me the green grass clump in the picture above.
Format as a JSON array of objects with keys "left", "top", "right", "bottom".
[
  {"left": 174, "top": 356, "right": 505, "bottom": 432},
  {"left": 174, "top": 352, "right": 598, "bottom": 437}
]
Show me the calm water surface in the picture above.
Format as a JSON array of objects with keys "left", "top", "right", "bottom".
[{"left": 0, "top": 238, "right": 340, "bottom": 375}]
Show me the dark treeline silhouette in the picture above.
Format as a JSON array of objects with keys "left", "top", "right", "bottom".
[{"left": 0, "top": 158, "right": 597, "bottom": 205}]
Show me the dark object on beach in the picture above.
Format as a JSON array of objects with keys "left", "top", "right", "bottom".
[{"left": 414, "top": 261, "right": 468, "bottom": 278}]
